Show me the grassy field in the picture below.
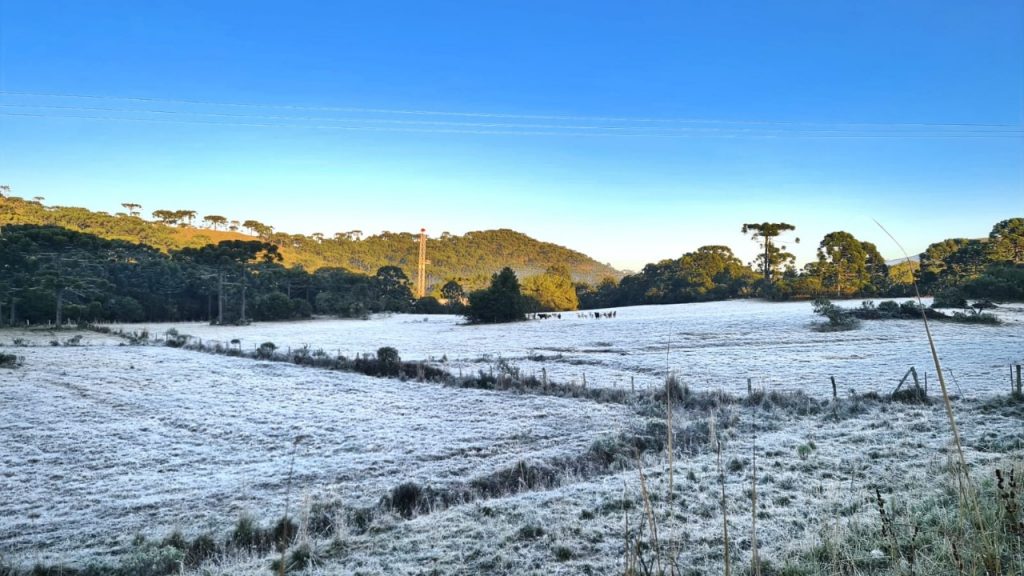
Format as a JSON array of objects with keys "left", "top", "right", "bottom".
[{"left": 1, "top": 301, "right": 1022, "bottom": 575}]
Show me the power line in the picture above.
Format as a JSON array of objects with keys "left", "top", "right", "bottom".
[
  {"left": 2, "top": 110, "right": 1021, "bottom": 139},
  {"left": 1, "top": 89, "right": 1020, "bottom": 131},
  {"left": 3, "top": 102, "right": 1017, "bottom": 137}
]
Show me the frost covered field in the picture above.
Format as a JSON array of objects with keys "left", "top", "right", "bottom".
[
  {"left": 1, "top": 300, "right": 1023, "bottom": 574},
  {"left": 0, "top": 346, "right": 634, "bottom": 564},
  {"left": 114, "top": 300, "right": 1024, "bottom": 397}
]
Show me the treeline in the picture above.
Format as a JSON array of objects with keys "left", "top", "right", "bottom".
[
  {"left": 576, "top": 218, "right": 1024, "bottom": 308},
  {"left": 0, "top": 195, "right": 620, "bottom": 290},
  {"left": 0, "top": 225, "right": 441, "bottom": 325},
  {"left": 917, "top": 218, "right": 1024, "bottom": 303}
]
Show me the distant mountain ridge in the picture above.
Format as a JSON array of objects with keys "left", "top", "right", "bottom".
[{"left": 0, "top": 195, "right": 621, "bottom": 289}]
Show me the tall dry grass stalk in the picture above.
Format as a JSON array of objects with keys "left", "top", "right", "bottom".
[
  {"left": 623, "top": 479, "right": 634, "bottom": 575},
  {"left": 750, "top": 424, "right": 760, "bottom": 576},
  {"left": 278, "top": 436, "right": 304, "bottom": 576},
  {"left": 666, "top": 374, "right": 674, "bottom": 507},
  {"left": 713, "top": 417, "right": 731, "bottom": 576},
  {"left": 665, "top": 335, "right": 674, "bottom": 507},
  {"left": 874, "top": 220, "right": 969, "bottom": 474},
  {"left": 637, "top": 455, "right": 663, "bottom": 576},
  {"left": 874, "top": 220, "right": 1001, "bottom": 573}
]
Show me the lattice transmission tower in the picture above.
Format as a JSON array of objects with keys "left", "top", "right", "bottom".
[{"left": 417, "top": 228, "right": 428, "bottom": 298}]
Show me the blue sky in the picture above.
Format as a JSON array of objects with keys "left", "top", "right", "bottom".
[{"left": 1, "top": 1, "right": 1021, "bottom": 271}]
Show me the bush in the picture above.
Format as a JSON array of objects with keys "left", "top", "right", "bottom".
[
  {"left": 877, "top": 300, "right": 901, "bottom": 317},
  {"left": 270, "top": 543, "right": 312, "bottom": 574},
  {"left": 232, "top": 514, "right": 271, "bottom": 551},
  {"left": 899, "top": 300, "right": 922, "bottom": 316},
  {"left": 891, "top": 386, "right": 930, "bottom": 404},
  {"left": 553, "top": 545, "right": 575, "bottom": 561},
  {"left": 932, "top": 287, "right": 967, "bottom": 309},
  {"left": 412, "top": 296, "right": 446, "bottom": 314},
  {"left": 185, "top": 533, "right": 217, "bottom": 567},
  {"left": 388, "top": 482, "right": 426, "bottom": 518},
  {"left": 376, "top": 346, "right": 401, "bottom": 375},
  {"left": 812, "top": 298, "right": 859, "bottom": 331},
  {"left": 0, "top": 353, "right": 21, "bottom": 368},
  {"left": 272, "top": 516, "right": 298, "bottom": 551},
  {"left": 256, "top": 342, "right": 277, "bottom": 359},
  {"left": 119, "top": 539, "right": 184, "bottom": 576},
  {"left": 951, "top": 310, "right": 1001, "bottom": 325}
]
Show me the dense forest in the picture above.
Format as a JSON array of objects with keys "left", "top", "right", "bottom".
[
  {"left": 577, "top": 218, "right": 1024, "bottom": 309},
  {"left": 0, "top": 190, "right": 1020, "bottom": 324},
  {"left": 0, "top": 195, "right": 620, "bottom": 292}
]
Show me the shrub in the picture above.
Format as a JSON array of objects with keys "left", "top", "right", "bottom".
[
  {"left": 812, "top": 298, "right": 859, "bottom": 331},
  {"left": 877, "top": 300, "right": 901, "bottom": 318},
  {"left": 256, "top": 342, "right": 277, "bottom": 359},
  {"left": 891, "top": 386, "right": 929, "bottom": 404},
  {"left": 376, "top": 346, "right": 401, "bottom": 375},
  {"left": 272, "top": 516, "right": 298, "bottom": 551},
  {"left": 516, "top": 524, "right": 545, "bottom": 540},
  {"left": 412, "top": 296, "right": 446, "bottom": 314},
  {"left": 388, "top": 482, "right": 425, "bottom": 518},
  {"left": 270, "top": 543, "right": 312, "bottom": 574},
  {"left": 553, "top": 545, "right": 575, "bottom": 561},
  {"left": 163, "top": 329, "right": 188, "bottom": 348},
  {"left": 232, "top": 514, "right": 270, "bottom": 551},
  {"left": 119, "top": 540, "right": 184, "bottom": 576},
  {"left": 0, "top": 353, "right": 21, "bottom": 368},
  {"left": 185, "top": 533, "right": 217, "bottom": 567},
  {"left": 932, "top": 287, "right": 967, "bottom": 309},
  {"left": 899, "top": 300, "right": 922, "bottom": 316},
  {"left": 951, "top": 310, "right": 1001, "bottom": 325}
]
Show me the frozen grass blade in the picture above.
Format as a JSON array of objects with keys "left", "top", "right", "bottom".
[
  {"left": 873, "top": 219, "right": 1001, "bottom": 573},
  {"left": 278, "top": 435, "right": 305, "bottom": 576},
  {"left": 637, "top": 454, "right": 663, "bottom": 576},
  {"left": 715, "top": 424, "right": 731, "bottom": 576},
  {"left": 750, "top": 422, "right": 760, "bottom": 576}
]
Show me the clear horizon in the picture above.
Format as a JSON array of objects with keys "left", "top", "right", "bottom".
[{"left": 1, "top": 1, "right": 1021, "bottom": 271}]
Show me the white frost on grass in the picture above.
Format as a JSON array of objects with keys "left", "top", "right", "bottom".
[
  {"left": 0, "top": 327, "right": 125, "bottom": 346},
  {"left": 180, "top": 394, "right": 1024, "bottom": 575},
  {"left": 0, "top": 345, "right": 635, "bottom": 565},
  {"left": 112, "top": 300, "right": 1023, "bottom": 398}
]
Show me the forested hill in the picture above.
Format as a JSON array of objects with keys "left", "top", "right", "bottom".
[{"left": 0, "top": 195, "right": 620, "bottom": 288}]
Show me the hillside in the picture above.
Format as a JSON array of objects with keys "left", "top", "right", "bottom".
[{"left": 0, "top": 195, "right": 620, "bottom": 290}]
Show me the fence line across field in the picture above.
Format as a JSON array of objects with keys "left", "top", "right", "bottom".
[{"left": 126, "top": 330, "right": 1022, "bottom": 402}]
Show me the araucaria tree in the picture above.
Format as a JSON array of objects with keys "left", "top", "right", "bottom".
[
  {"left": 373, "top": 266, "right": 414, "bottom": 312},
  {"left": 152, "top": 210, "right": 179, "bottom": 225},
  {"left": 464, "top": 267, "right": 527, "bottom": 324},
  {"left": 815, "top": 231, "right": 887, "bottom": 297},
  {"left": 175, "top": 240, "right": 282, "bottom": 324},
  {"left": 988, "top": 218, "right": 1024, "bottom": 264},
  {"left": 203, "top": 215, "right": 228, "bottom": 230},
  {"left": 741, "top": 222, "right": 799, "bottom": 284}
]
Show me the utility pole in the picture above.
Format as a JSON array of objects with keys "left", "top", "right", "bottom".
[
  {"left": 0, "top": 185, "right": 10, "bottom": 237},
  {"left": 417, "top": 228, "right": 428, "bottom": 299}
]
